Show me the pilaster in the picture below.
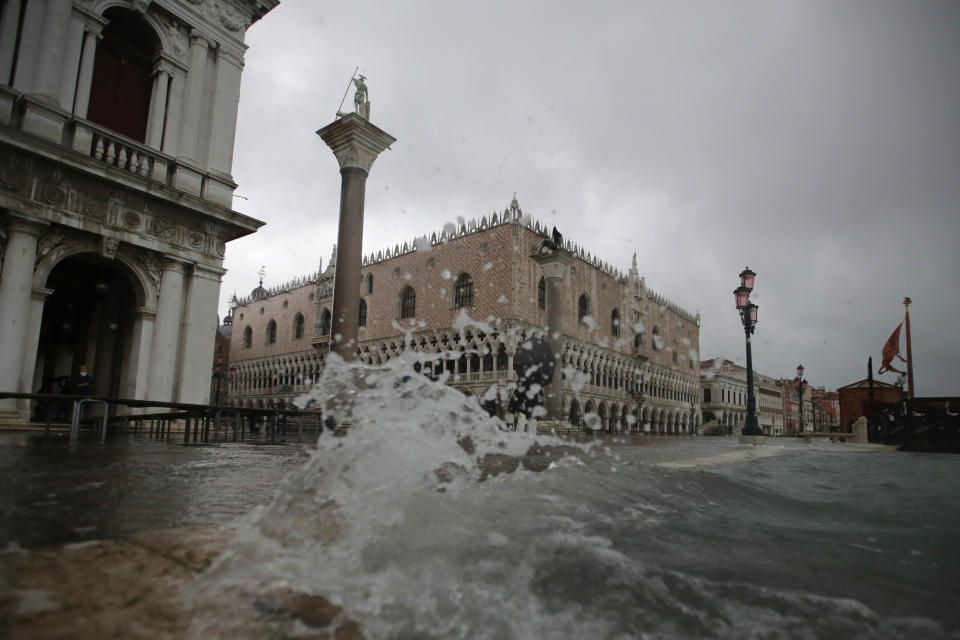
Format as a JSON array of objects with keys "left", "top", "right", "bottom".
[{"left": 176, "top": 263, "right": 225, "bottom": 404}]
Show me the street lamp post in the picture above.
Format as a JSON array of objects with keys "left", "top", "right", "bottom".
[
  {"left": 734, "top": 267, "right": 763, "bottom": 436},
  {"left": 795, "top": 364, "right": 807, "bottom": 435}
]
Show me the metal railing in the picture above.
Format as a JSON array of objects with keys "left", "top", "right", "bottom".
[{"left": 0, "top": 392, "right": 324, "bottom": 445}]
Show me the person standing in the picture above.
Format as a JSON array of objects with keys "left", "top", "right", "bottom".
[{"left": 73, "top": 365, "right": 93, "bottom": 395}]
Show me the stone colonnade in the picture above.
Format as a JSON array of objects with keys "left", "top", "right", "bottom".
[{"left": 226, "top": 323, "right": 703, "bottom": 433}]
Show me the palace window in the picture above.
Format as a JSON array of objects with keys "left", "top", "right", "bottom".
[
  {"left": 634, "top": 332, "right": 645, "bottom": 349},
  {"left": 672, "top": 343, "right": 679, "bottom": 364},
  {"left": 578, "top": 294, "right": 590, "bottom": 322},
  {"left": 359, "top": 299, "right": 367, "bottom": 326},
  {"left": 366, "top": 273, "right": 374, "bottom": 294},
  {"left": 538, "top": 277, "right": 545, "bottom": 310},
  {"left": 704, "top": 388, "right": 712, "bottom": 402},
  {"left": 652, "top": 327, "right": 661, "bottom": 350},
  {"left": 87, "top": 9, "right": 160, "bottom": 142},
  {"left": 454, "top": 273, "right": 474, "bottom": 308},
  {"left": 400, "top": 286, "right": 416, "bottom": 319},
  {"left": 611, "top": 308, "right": 621, "bottom": 337},
  {"left": 319, "top": 309, "right": 331, "bottom": 336},
  {"left": 266, "top": 320, "right": 277, "bottom": 344},
  {"left": 293, "top": 313, "right": 305, "bottom": 339},
  {"left": 243, "top": 326, "right": 252, "bottom": 348}
]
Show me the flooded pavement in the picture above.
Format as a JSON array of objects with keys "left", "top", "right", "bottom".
[
  {"left": 0, "top": 432, "right": 311, "bottom": 550},
  {"left": 2, "top": 411, "right": 959, "bottom": 639}
]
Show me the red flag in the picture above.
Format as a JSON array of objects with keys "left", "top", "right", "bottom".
[{"left": 878, "top": 323, "right": 907, "bottom": 374}]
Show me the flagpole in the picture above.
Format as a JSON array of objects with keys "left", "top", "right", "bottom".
[{"left": 903, "top": 297, "right": 914, "bottom": 399}]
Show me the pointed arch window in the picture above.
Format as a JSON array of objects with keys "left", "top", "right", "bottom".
[
  {"left": 293, "top": 313, "right": 305, "bottom": 339},
  {"left": 652, "top": 326, "right": 661, "bottom": 350},
  {"left": 611, "top": 308, "right": 621, "bottom": 337},
  {"left": 537, "top": 277, "right": 546, "bottom": 310},
  {"left": 319, "top": 309, "right": 331, "bottom": 336},
  {"left": 365, "top": 273, "right": 374, "bottom": 294},
  {"left": 266, "top": 320, "right": 277, "bottom": 344},
  {"left": 243, "top": 325, "right": 252, "bottom": 348},
  {"left": 578, "top": 294, "right": 590, "bottom": 323},
  {"left": 672, "top": 343, "right": 679, "bottom": 363},
  {"left": 454, "top": 273, "right": 474, "bottom": 308},
  {"left": 359, "top": 299, "right": 368, "bottom": 326},
  {"left": 400, "top": 286, "right": 416, "bottom": 319}
]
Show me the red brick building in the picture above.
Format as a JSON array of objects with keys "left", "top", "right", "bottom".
[{"left": 227, "top": 198, "right": 702, "bottom": 433}]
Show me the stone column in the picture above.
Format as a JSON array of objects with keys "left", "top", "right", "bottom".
[
  {"left": 57, "top": 9, "right": 86, "bottom": 111},
  {"left": 11, "top": 0, "right": 48, "bottom": 94},
  {"left": 316, "top": 113, "right": 395, "bottom": 360},
  {"left": 177, "top": 30, "right": 210, "bottom": 165},
  {"left": 145, "top": 63, "right": 172, "bottom": 149},
  {"left": 176, "top": 263, "right": 224, "bottom": 404},
  {"left": 146, "top": 256, "right": 189, "bottom": 402},
  {"left": 206, "top": 47, "right": 244, "bottom": 176},
  {"left": 162, "top": 69, "right": 186, "bottom": 156},
  {"left": 28, "top": 0, "right": 74, "bottom": 104},
  {"left": 532, "top": 249, "right": 573, "bottom": 423},
  {"left": 72, "top": 17, "right": 105, "bottom": 117},
  {"left": 0, "top": 214, "right": 47, "bottom": 415},
  {"left": 0, "top": 0, "right": 23, "bottom": 85},
  {"left": 22, "top": 286, "right": 54, "bottom": 408}
]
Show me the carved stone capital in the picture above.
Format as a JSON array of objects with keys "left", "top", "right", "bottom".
[
  {"left": 4, "top": 211, "right": 49, "bottom": 238},
  {"left": 316, "top": 113, "right": 396, "bottom": 173}
]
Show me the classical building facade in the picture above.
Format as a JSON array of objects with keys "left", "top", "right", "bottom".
[
  {"left": 227, "top": 199, "right": 704, "bottom": 433},
  {"left": 0, "top": 0, "right": 276, "bottom": 425},
  {"left": 699, "top": 359, "right": 784, "bottom": 435}
]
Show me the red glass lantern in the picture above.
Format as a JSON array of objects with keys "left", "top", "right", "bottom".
[
  {"left": 734, "top": 286, "right": 751, "bottom": 309},
  {"left": 739, "top": 267, "right": 756, "bottom": 290}
]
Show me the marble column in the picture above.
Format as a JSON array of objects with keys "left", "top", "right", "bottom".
[
  {"left": 57, "top": 9, "right": 86, "bottom": 111},
  {"left": 205, "top": 48, "right": 244, "bottom": 175},
  {"left": 316, "top": 113, "right": 396, "bottom": 360},
  {"left": 532, "top": 249, "right": 573, "bottom": 423},
  {"left": 0, "top": 214, "right": 47, "bottom": 414},
  {"left": 145, "top": 64, "right": 172, "bottom": 149},
  {"left": 176, "top": 263, "right": 224, "bottom": 404},
  {"left": 146, "top": 256, "right": 188, "bottom": 402},
  {"left": 72, "top": 18, "right": 104, "bottom": 117},
  {"left": 177, "top": 30, "right": 210, "bottom": 164},
  {"left": 28, "top": 0, "right": 74, "bottom": 104},
  {"left": 0, "top": 0, "right": 22, "bottom": 84},
  {"left": 162, "top": 69, "right": 186, "bottom": 156}
]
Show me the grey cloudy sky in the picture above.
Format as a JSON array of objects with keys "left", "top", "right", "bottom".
[{"left": 222, "top": 0, "right": 960, "bottom": 395}]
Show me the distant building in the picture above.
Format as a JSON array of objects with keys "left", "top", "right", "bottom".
[
  {"left": 227, "top": 199, "right": 703, "bottom": 433},
  {"left": 0, "top": 0, "right": 276, "bottom": 425},
  {"left": 699, "top": 359, "right": 783, "bottom": 435},
  {"left": 837, "top": 379, "right": 904, "bottom": 428},
  {"left": 810, "top": 388, "right": 841, "bottom": 431}
]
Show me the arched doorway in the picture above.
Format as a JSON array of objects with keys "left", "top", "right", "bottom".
[
  {"left": 33, "top": 254, "right": 140, "bottom": 400},
  {"left": 568, "top": 398, "right": 582, "bottom": 428}
]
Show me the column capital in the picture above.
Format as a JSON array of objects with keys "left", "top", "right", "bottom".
[
  {"left": 316, "top": 113, "right": 396, "bottom": 173},
  {"left": 2, "top": 211, "right": 49, "bottom": 237},
  {"left": 160, "top": 255, "right": 192, "bottom": 272},
  {"left": 193, "top": 262, "right": 226, "bottom": 281},
  {"left": 153, "top": 54, "right": 185, "bottom": 77},
  {"left": 75, "top": 5, "right": 108, "bottom": 35},
  {"left": 532, "top": 248, "right": 574, "bottom": 280},
  {"left": 31, "top": 286, "right": 54, "bottom": 301},
  {"left": 189, "top": 28, "right": 211, "bottom": 49},
  {"left": 134, "top": 306, "right": 157, "bottom": 320}
]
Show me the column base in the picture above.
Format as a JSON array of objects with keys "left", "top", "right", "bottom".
[{"left": 20, "top": 95, "right": 68, "bottom": 143}]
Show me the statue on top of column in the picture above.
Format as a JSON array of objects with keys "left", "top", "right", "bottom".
[{"left": 353, "top": 75, "right": 370, "bottom": 120}]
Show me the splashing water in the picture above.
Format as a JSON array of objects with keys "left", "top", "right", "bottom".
[{"left": 197, "top": 355, "right": 960, "bottom": 639}]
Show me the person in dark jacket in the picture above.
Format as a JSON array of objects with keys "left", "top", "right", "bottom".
[{"left": 73, "top": 365, "right": 93, "bottom": 395}]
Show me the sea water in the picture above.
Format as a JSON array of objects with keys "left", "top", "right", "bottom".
[{"left": 195, "top": 355, "right": 960, "bottom": 639}]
